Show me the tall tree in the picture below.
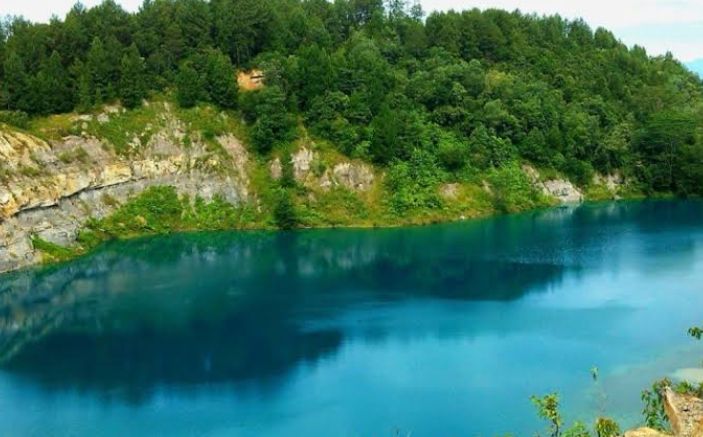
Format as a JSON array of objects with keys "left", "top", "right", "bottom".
[
  {"left": 71, "top": 60, "right": 94, "bottom": 112},
  {"left": 119, "top": 44, "right": 147, "bottom": 109},
  {"left": 175, "top": 60, "right": 205, "bottom": 108},
  {"left": 42, "top": 51, "right": 73, "bottom": 113},
  {"left": 204, "top": 49, "right": 239, "bottom": 109},
  {"left": 212, "top": 0, "right": 273, "bottom": 65},
  {"left": 86, "top": 37, "right": 112, "bottom": 103},
  {"left": 2, "top": 51, "right": 28, "bottom": 111}
]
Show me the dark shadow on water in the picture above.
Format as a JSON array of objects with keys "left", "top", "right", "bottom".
[{"left": 0, "top": 199, "right": 701, "bottom": 403}]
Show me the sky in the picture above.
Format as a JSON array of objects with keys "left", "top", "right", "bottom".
[{"left": 1, "top": 0, "right": 702, "bottom": 62}]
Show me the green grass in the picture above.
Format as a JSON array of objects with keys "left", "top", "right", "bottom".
[
  {"left": 85, "top": 104, "right": 162, "bottom": 155},
  {"left": 85, "top": 186, "right": 266, "bottom": 242},
  {"left": 31, "top": 236, "right": 84, "bottom": 263}
]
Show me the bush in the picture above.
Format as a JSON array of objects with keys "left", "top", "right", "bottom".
[
  {"left": 87, "top": 186, "right": 254, "bottom": 238},
  {"left": 386, "top": 148, "right": 444, "bottom": 213},
  {"left": 0, "top": 110, "right": 30, "bottom": 129},
  {"left": 437, "top": 132, "right": 469, "bottom": 171},
  {"left": 487, "top": 163, "right": 547, "bottom": 213},
  {"left": 94, "top": 186, "right": 183, "bottom": 235}
]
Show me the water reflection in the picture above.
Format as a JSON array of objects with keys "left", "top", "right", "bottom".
[{"left": 0, "top": 200, "right": 702, "bottom": 408}]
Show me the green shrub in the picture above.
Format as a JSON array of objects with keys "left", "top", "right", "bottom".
[
  {"left": 594, "top": 418, "right": 620, "bottom": 437},
  {"left": 385, "top": 148, "right": 444, "bottom": 214},
  {"left": 31, "top": 236, "right": 81, "bottom": 263},
  {"left": 487, "top": 163, "right": 548, "bottom": 213},
  {"left": 0, "top": 110, "right": 30, "bottom": 129},
  {"left": 89, "top": 186, "right": 184, "bottom": 236},
  {"left": 88, "top": 186, "right": 256, "bottom": 238}
]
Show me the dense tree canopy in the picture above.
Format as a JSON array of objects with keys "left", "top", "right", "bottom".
[{"left": 1, "top": 0, "right": 702, "bottom": 195}]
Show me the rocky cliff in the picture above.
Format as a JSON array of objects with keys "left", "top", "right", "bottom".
[
  {"left": 0, "top": 104, "right": 619, "bottom": 275},
  {"left": 0, "top": 111, "right": 250, "bottom": 273}
]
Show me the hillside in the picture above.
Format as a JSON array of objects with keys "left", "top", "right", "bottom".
[
  {"left": 1, "top": 98, "right": 585, "bottom": 272},
  {"left": 1, "top": 0, "right": 703, "bottom": 271}
]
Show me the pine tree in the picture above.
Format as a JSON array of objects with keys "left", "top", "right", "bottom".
[
  {"left": 273, "top": 189, "right": 298, "bottom": 229},
  {"left": 119, "top": 44, "right": 147, "bottom": 109},
  {"left": 71, "top": 60, "right": 95, "bottom": 112},
  {"left": 3, "top": 51, "right": 29, "bottom": 111},
  {"left": 43, "top": 51, "right": 73, "bottom": 113},
  {"left": 175, "top": 60, "right": 204, "bottom": 108},
  {"left": 204, "top": 49, "right": 238, "bottom": 108},
  {"left": 86, "top": 37, "right": 111, "bottom": 104}
]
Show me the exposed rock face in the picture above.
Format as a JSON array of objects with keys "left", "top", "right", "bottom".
[
  {"left": 270, "top": 157, "right": 282, "bottom": 180},
  {"left": 284, "top": 146, "right": 375, "bottom": 193},
  {"left": 624, "top": 428, "right": 671, "bottom": 437},
  {"left": 541, "top": 179, "right": 584, "bottom": 203},
  {"left": 522, "top": 165, "right": 583, "bottom": 204},
  {"left": 0, "top": 124, "right": 250, "bottom": 274},
  {"left": 292, "top": 147, "right": 316, "bottom": 182},
  {"left": 622, "top": 387, "right": 703, "bottom": 437},
  {"left": 664, "top": 387, "right": 703, "bottom": 437},
  {"left": 320, "top": 162, "right": 375, "bottom": 192}
]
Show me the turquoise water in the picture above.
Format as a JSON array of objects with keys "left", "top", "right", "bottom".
[{"left": 1, "top": 200, "right": 703, "bottom": 436}]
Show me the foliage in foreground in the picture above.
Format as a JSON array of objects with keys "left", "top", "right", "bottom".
[
  {"left": 639, "top": 326, "right": 703, "bottom": 432},
  {"left": 531, "top": 393, "right": 620, "bottom": 437}
]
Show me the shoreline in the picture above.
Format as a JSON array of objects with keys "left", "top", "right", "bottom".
[{"left": 7, "top": 196, "right": 692, "bottom": 277}]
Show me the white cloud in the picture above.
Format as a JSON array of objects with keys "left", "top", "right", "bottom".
[
  {"left": 1, "top": 0, "right": 701, "bottom": 61},
  {"left": 421, "top": 0, "right": 703, "bottom": 29},
  {"left": 1, "top": 0, "right": 142, "bottom": 22},
  {"left": 419, "top": 0, "right": 703, "bottom": 61}
]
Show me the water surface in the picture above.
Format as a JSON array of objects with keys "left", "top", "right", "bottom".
[{"left": 1, "top": 200, "right": 703, "bottom": 436}]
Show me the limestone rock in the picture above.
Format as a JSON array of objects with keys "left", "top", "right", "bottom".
[
  {"left": 292, "top": 147, "right": 315, "bottom": 182},
  {"left": 624, "top": 427, "right": 671, "bottom": 437},
  {"left": 542, "top": 179, "right": 583, "bottom": 203},
  {"left": 0, "top": 124, "right": 250, "bottom": 274},
  {"left": 270, "top": 158, "right": 282, "bottom": 180},
  {"left": 522, "top": 164, "right": 583, "bottom": 204},
  {"left": 331, "top": 162, "right": 374, "bottom": 191},
  {"left": 664, "top": 387, "right": 703, "bottom": 437},
  {"left": 318, "top": 162, "right": 375, "bottom": 192},
  {"left": 594, "top": 172, "right": 625, "bottom": 192}
]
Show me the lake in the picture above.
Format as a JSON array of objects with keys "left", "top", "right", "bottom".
[{"left": 1, "top": 200, "right": 702, "bottom": 436}]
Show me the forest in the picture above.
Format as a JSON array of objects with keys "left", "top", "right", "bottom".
[{"left": 1, "top": 0, "right": 703, "bottom": 196}]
